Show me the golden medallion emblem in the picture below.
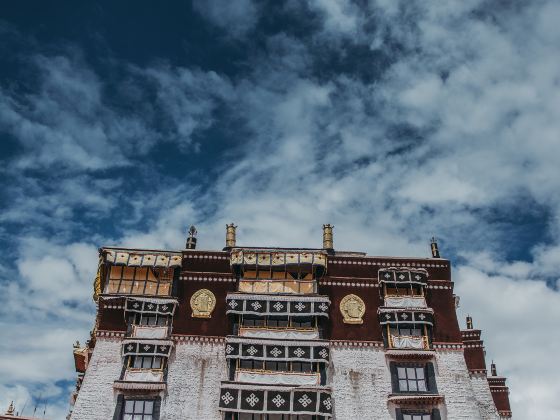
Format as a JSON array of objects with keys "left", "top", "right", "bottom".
[
  {"left": 190, "top": 289, "right": 216, "bottom": 318},
  {"left": 340, "top": 294, "right": 365, "bottom": 324}
]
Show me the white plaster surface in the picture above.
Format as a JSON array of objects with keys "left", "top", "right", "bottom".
[
  {"left": 329, "top": 346, "right": 393, "bottom": 419},
  {"left": 469, "top": 373, "right": 501, "bottom": 419},
  {"left": 70, "top": 338, "right": 122, "bottom": 420},
  {"left": 435, "top": 350, "right": 499, "bottom": 420},
  {"left": 159, "top": 341, "right": 227, "bottom": 420}
]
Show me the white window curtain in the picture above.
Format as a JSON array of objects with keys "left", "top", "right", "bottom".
[
  {"left": 235, "top": 370, "right": 320, "bottom": 386},
  {"left": 123, "top": 370, "right": 164, "bottom": 382},
  {"left": 239, "top": 328, "right": 319, "bottom": 340},
  {"left": 384, "top": 296, "right": 427, "bottom": 308},
  {"left": 391, "top": 335, "right": 425, "bottom": 349}
]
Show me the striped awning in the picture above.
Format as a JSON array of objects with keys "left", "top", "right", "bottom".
[
  {"left": 226, "top": 293, "right": 330, "bottom": 317},
  {"left": 378, "top": 267, "right": 429, "bottom": 285},
  {"left": 219, "top": 382, "right": 332, "bottom": 417},
  {"left": 231, "top": 249, "right": 327, "bottom": 270},
  {"left": 103, "top": 249, "right": 182, "bottom": 268},
  {"left": 378, "top": 308, "right": 434, "bottom": 326}
]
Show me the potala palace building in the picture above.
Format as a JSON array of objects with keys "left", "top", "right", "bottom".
[{"left": 68, "top": 225, "right": 512, "bottom": 420}]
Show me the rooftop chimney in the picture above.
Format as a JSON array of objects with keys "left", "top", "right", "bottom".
[
  {"left": 322, "top": 224, "right": 334, "bottom": 250},
  {"left": 466, "top": 315, "right": 473, "bottom": 330},
  {"left": 491, "top": 361, "right": 497, "bottom": 377},
  {"left": 186, "top": 225, "right": 197, "bottom": 250},
  {"left": 430, "top": 236, "right": 441, "bottom": 258},
  {"left": 225, "top": 223, "right": 237, "bottom": 249}
]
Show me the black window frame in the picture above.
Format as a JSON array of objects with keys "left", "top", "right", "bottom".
[
  {"left": 390, "top": 362, "right": 437, "bottom": 394},
  {"left": 396, "top": 408, "right": 441, "bottom": 420},
  {"left": 113, "top": 395, "right": 161, "bottom": 420},
  {"left": 128, "top": 355, "right": 165, "bottom": 370}
]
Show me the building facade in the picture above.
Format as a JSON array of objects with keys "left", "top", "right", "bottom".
[{"left": 69, "top": 225, "right": 512, "bottom": 420}]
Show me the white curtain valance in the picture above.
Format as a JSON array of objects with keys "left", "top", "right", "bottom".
[
  {"left": 391, "top": 335, "right": 425, "bottom": 350},
  {"left": 123, "top": 369, "right": 164, "bottom": 382},
  {"left": 384, "top": 296, "right": 427, "bottom": 308},
  {"left": 239, "top": 328, "right": 319, "bottom": 340},
  {"left": 131, "top": 326, "right": 169, "bottom": 339},
  {"left": 235, "top": 370, "right": 320, "bottom": 386}
]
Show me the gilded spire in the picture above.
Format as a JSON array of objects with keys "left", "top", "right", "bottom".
[
  {"left": 322, "top": 224, "right": 334, "bottom": 250},
  {"left": 225, "top": 223, "right": 237, "bottom": 248}
]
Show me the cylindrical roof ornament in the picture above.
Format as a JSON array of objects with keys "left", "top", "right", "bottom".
[
  {"left": 225, "top": 223, "right": 237, "bottom": 248},
  {"left": 430, "top": 236, "right": 441, "bottom": 258},
  {"left": 186, "top": 225, "right": 197, "bottom": 250},
  {"left": 491, "top": 361, "right": 497, "bottom": 377},
  {"left": 323, "top": 224, "right": 334, "bottom": 250},
  {"left": 466, "top": 315, "right": 473, "bottom": 330},
  {"left": 6, "top": 401, "right": 15, "bottom": 415}
]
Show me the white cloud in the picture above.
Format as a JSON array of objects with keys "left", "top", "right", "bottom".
[
  {"left": 2, "top": 0, "right": 560, "bottom": 418},
  {"left": 192, "top": 0, "right": 259, "bottom": 38},
  {"left": 455, "top": 262, "right": 560, "bottom": 419}
]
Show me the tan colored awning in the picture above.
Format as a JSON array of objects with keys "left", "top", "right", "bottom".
[
  {"left": 103, "top": 249, "right": 182, "bottom": 268},
  {"left": 230, "top": 249, "right": 327, "bottom": 269}
]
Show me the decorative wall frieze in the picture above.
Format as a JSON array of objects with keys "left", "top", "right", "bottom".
[
  {"left": 329, "top": 259, "right": 448, "bottom": 269},
  {"left": 96, "top": 331, "right": 126, "bottom": 338},
  {"left": 183, "top": 253, "right": 229, "bottom": 260},
  {"left": 180, "top": 274, "right": 236, "bottom": 282},
  {"left": 319, "top": 280, "right": 379, "bottom": 288},
  {"left": 329, "top": 340, "right": 384, "bottom": 348},
  {"left": 172, "top": 335, "right": 225, "bottom": 344},
  {"left": 469, "top": 369, "right": 488, "bottom": 375},
  {"left": 433, "top": 343, "right": 464, "bottom": 350},
  {"left": 426, "top": 284, "right": 453, "bottom": 290}
]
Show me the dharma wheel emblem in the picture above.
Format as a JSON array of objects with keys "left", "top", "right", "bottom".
[
  {"left": 190, "top": 289, "right": 216, "bottom": 318},
  {"left": 340, "top": 294, "right": 365, "bottom": 324}
]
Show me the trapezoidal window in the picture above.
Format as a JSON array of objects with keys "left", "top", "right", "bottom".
[{"left": 105, "top": 266, "right": 173, "bottom": 296}]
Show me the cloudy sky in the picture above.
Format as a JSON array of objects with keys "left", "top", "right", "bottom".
[{"left": 1, "top": 0, "right": 559, "bottom": 418}]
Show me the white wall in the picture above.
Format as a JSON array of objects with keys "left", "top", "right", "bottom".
[
  {"left": 159, "top": 340, "right": 227, "bottom": 420},
  {"left": 70, "top": 338, "right": 122, "bottom": 420}
]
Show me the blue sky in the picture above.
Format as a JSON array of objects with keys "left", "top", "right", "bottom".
[{"left": 1, "top": 1, "right": 560, "bottom": 418}]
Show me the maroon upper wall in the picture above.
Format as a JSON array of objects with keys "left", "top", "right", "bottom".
[
  {"left": 461, "top": 329, "right": 487, "bottom": 372},
  {"left": 94, "top": 249, "right": 462, "bottom": 343}
]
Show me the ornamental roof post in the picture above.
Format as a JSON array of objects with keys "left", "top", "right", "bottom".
[
  {"left": 322, "top": 224, "right": 334, "bottom": 250},
  {"left": 466, "top": 315, "right": 473, "bottom": 330},
  {"left": 430, "top": 236, "right": 441, "bottom": 258},
  {"left": 225, "top": 223, "right": 237, "bottom": 249},
  {"left": 186, "top": 225, "right": 197, "bottom": 250}
]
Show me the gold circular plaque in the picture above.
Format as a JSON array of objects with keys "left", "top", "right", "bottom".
[
  {"left": 190, "top": 289, "right": 216, "bottom": 318},
  {"left": 340, "top": 294, "right": 365, "bottom": 324}
]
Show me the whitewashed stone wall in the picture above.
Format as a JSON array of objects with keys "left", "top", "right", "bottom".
[
  {"left": 329, "top": 346, "right": 393, "bottom": 419},
  {"left": 160, "top": 341, "right": 226, "bottom": 420},
  {"left": 469, "top": 373, "right": 500, "bottom": 419},
  {"left": 435, "top": 350, "right": 499, "bottom": 420},
  {"left": 71, "top": 338, "right": 122, "bottom": 420}
]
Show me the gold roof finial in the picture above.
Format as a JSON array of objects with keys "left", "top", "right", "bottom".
[
  {"left": 430, "top": 236, "right": 441, "bottom": 258},
  {"left": 322, "top": 224, "right": 334, "bottom": 250},
  {"left": 225, "top": 223, "right": 237, "bottom": 249}
]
